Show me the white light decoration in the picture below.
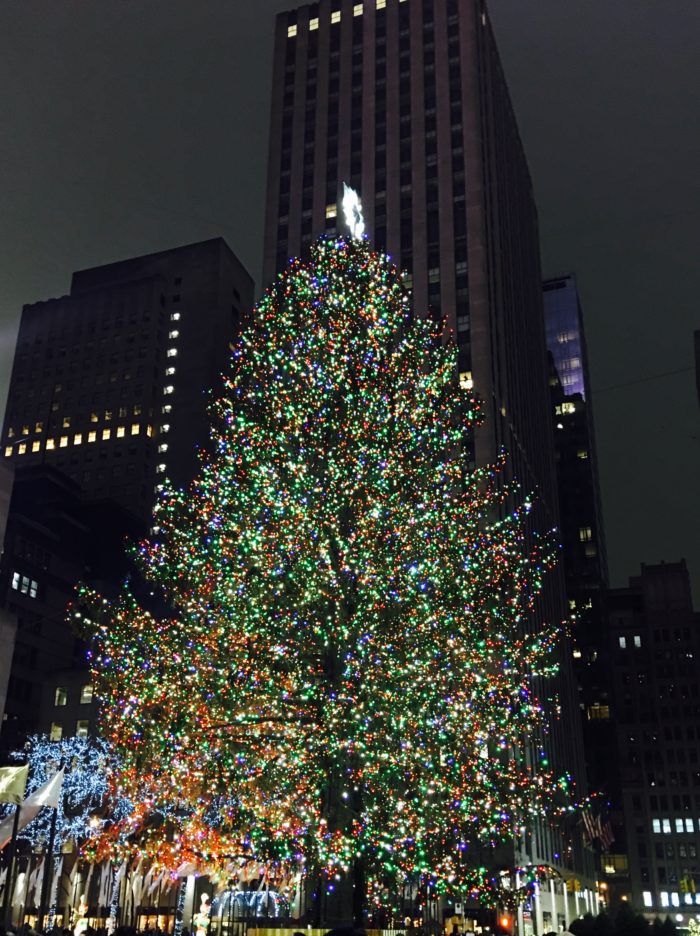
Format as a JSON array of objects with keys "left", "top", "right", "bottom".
[{"left": 342, "top": 183, "right": 365, "bottom": 240}]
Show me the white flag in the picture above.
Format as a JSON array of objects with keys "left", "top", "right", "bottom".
[
  {"left": 0, "top": 769, "right": 64, "bottom": 850},
  {"left": 0, "top": 765, "right": 29, "bottom": 805}
]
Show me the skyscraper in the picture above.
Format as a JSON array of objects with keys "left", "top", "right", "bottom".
[
  {"left": 1, "top": 239, "right": 253, "bottom": 524},
  {"left": 608, "top": 560, "right": 700, "bottom": 920},
  {"left": 263, "top": 0, "right": 595, "bottom": 924},
  {"left": 543, "top": 274, "right": 624, "bottom": 896}
]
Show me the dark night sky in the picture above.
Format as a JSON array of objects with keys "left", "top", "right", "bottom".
[{"left": 1, "top": 1, "right": 698, "bottom": 596}]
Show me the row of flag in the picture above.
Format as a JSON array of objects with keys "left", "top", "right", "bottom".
[{"left": 0, "top": 764, "right": 65, "bottom": 850}]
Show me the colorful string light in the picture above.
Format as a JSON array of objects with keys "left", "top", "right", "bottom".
[{"left": 75, "top": 237, "right": 572, "bottom": 908}]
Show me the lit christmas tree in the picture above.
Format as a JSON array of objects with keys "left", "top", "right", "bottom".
[{"left": 77, "top": 233, "right": 573, "bottom": 919}]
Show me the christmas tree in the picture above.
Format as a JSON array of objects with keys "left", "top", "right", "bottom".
[{"left": 77, "top": 234, "right": 572, "bottom": 919}]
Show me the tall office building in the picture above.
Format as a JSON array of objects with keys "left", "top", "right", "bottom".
[
  {"left": 608, "top": 561, "right": 700, "bottom": 920},
  {"left": 543, "top": 275, "right": 627, "bottom": 896},
  {"left": 263, "top": 0, "right": 594, "bottom": 926},
  {"left": 1, "top": 239, "right": 253, "bottom": 524}
]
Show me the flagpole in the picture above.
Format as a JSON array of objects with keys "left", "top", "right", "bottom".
[
  {"left": 37, "top": 796, "right": 59, "bottom": 932},
  {"left": 2, "top": 802, "right": 22, "bottom": 930}
]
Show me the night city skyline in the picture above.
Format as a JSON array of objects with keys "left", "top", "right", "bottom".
[{"left": 0, "top": 0, "right": 698, "bottom": 596}]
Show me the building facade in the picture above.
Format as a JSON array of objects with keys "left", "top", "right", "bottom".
[
  {"left": 263, "top": 0, "right": 595, "bottom": 925},
  {"left": 608, "top": 561, "right": 700, "bottom": 921},
  {"left": 1, "top": 239, "right": 253, "bottom": 524},
  {"left": 0, "top": 466, "right": 142, "bottom": 750},
  {"left": 543, "top": 274, "right": 629, "bottom": 898}
]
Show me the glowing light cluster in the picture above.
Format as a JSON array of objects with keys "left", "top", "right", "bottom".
[
  {"left": 76, "top": 237, "right": 571, "bottom": 906},
  {"left": 0, "top": 735, "right": 120, "bottom": 851}
]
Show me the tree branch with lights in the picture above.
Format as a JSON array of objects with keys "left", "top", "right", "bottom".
[{"left": 75, "top": 233, "right": 574, "bottom": 919}]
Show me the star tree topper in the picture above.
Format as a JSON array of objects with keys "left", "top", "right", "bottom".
[{"left": 342, "top": 183, "right": 365, "bottom": 240}]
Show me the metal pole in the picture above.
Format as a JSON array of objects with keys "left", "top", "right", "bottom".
[
  {"left": 2, "top": 804, "right": 22, "bottom": 929},
  {"left": 37, "top": 803, "right": 59, "bottom": 932}
]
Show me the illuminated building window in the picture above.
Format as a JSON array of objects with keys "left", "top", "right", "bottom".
[
  {"left": 562, "top": 402, "right": 576, "bottom": 414},
  {"left": 102, "top": 429, "right": 111, "bottom": 441},
  {"left": 55, "top": 687, "right": 68, "bottom": 706},
  {"left": 652, "top": 819, "right": 661, "bottom": 833},
  {"left": 21, "top": 425, "right": 29, "bottom": 436},
  {"left": 60, "top": 436, "right": 68, "bottom": 448},
  {"left": 167, "top": 348, "right": 178, "bottom": 358},
  {"left": 80, "top": 685, "right": 94, "bottom": 704},
  {"left": 331, "top": 10, "right": 341, "bottom": 22},
  {"left": 105, "top": 410, "right": 113, "bottom": 421},
  {"left": 35, "top": 421, "right": 44, "bottom": 433},
  {"left": 117, "top": 427, "right": 126, "bottom": 438},
  {"left": 74, "top": 433, "right": 83, "bottom": 445},
  {"left": 170, "top": 312, "right": 181, "bottom": 321},
  {"left": 162, "top": 405, "right": 172, "bottom": 415},
  {"left": 310, "top": 16, "right": 319, "bottom": 29},
  {"left": 354, "top": 3, "right": 364, "bottom": 14},
  {"left": 156, "top": 463, "right": 166, "bottom": 473},
  {"left": 12, "top": 573, "right": 38, "bottom": 598},
  {"left": 90, "top": 412, "right": 99, "bottom": 423},
  {"left": 585, "top": 544, "right": 598, "bottom": 558},
  {"left": 375, "top": 0, "right": 385, "bottom": 8},
  {"left": 287, "top": 23, "right": 297, "bottom": 37},
  {"left": 17, "top": 443, "right": 26, "bottom": 455},
  {"left": 160, "top": 424, "right": 170, "bottom": 433},
  {"left": 88, "top": 431, "right": 97, "bottom": 443},
  {"left": 459, "top": 371, "right": 474, "bottom": 390},
  {"left": 76, "top": 720, "right": 90, "bottom": 738},
  {"left": 643, "top": 892, "right": 653, "bottom": 908},
  {"left": 619, "top": 636, "right": 626, "bottom": 649},
  {"left": 686, "top": 818, "right": 694, "bottom": 833},
  {"left": 158, "top": 443, "right": 168, "bottom": 454},
  {"left": 588, "top": 703, "right": 610, "bottom": 720},
  {"left": 118, "top": 407, "right": 127, "bottom": 418},
  {"left": 7, "top": 428, "right": 14, "bottom": 438},
  {"left": 676, "top": 819, "right": 685, "bottom": 833},
  {"left": 46, "top": 439, "right": 55, "bottom": 450},
  {"left": 579, "top": 527, "right": 592, "bottom": 542},
  {"left": 671, "top": 893, "right": 680, "bottom": 907},
  {"left": 634, "top": 635, "right": 641, "bottom": 648},
  {"left": 169, "top": 330, "right": 179, "bottom": 339},
  {"left": 131, "top": 424, "right": 140, "bottom": 436},
  {"left": 146, "top": 425, "right": 153, "bottom": 437},
  {"left": 577, "top": 449, "right": 589, "bottom": 460},
  {"left": 164, "top": 385, "right": 174, "bottom": 395},
  {"left": 133, "top": 404, "right": 142, "bottom": 415},
  {"left": 62, "top": 416, "right": 71, "bottom": 429},
  {"left": 32, "top": 441, "right": 40, "bottom": 453},
  {"left": 663, "top": 819, "right": 672, "bottom": 834},
  {"left": 4, "top": 446, "right": 12, "bottom": 457},
  {"left": 326, "top": 204, "right": 338, "bottom": 219},
  {"left": 572, "top": 648, "right": 582, "bottom": 659},
  {"left": 165, "top": 366, "right": 176, "bottom": 376},
  {"left": 50, "top": 723, "right": 63, "bottom": 742}
]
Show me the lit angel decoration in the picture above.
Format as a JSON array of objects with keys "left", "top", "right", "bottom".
[{"left": 342, "top": 182, "right": 365, "bottom": 240}]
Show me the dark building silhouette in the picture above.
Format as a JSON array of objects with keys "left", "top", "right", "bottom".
[
  {"left": 0, "top": 462, "right": 15, "bottom": 726},
  {"left": 0, "top": 466, "right": 143, "bottom": 749},
  {"left": 263, "top": 0, "right": 594, "bottom": 924},
  {"left": 607, "top": 561, "right": 700, "bottom": 920},
  {"left": 695, "top": 329, "right": 699, "bottom": 406},
  {"left": 543, "top": 274, "right": 627, "bottom": 898},
  {"left": 1, "top": 239, "right": 253, "bottom": 524}
]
